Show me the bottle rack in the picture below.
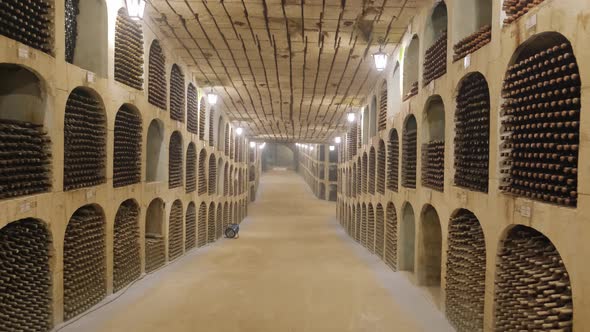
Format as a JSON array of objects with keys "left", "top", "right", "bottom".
[
  {"left": 355, "top": 161, "right": 361, "bottom": 196},
  {"left": 347, "top": 125, "right": 357, "bottom": 160},
  {"left": 377, "top": 142, "right": 386, "bottom": 194},
  {"left": 378, "top": 84, "right": 388, "bottom": 132},
  {"left": 0, "top": 0, "right": 52, "bottom": 54},
  {"left": 361, "top": 154, "right": 367, "bottom": 193},
  {"left": 494, "top": 226, "right": 573, "bottom": 331},
  {"left": 375, "top": 206, "right": 384, "bottom": 258},
  {"left": 387, "top": 131, "right": 399, "bottom": 192},
  {"left": 403, "top": 81, "right": 419, "bottom": 101},
  {"left": 421, "top": 141, "right": 444, "bottom": 192},
  {"left": 384, "top": 206, "right": 397, "bottom": 271},
  {"left": 224, "top": 126, "right": 230, "bottom": 156},
  {"left": 208, "top": 157, "right": 216, "bottom": 195},
  {"left": 63, "top": 89, "right": 106, "bottom": 191},
  {"left": 207, "top": 205, "right": 215, "bottom": 243},
  {"left": 114, "top": 8, "right": 143, "bottom": 90},
  {"left": 503, "top": 0, "right": 545, "bottom": 26},
  {"left": 445, "top": 211, "right": 485, "bottom": 332},
  {"left": 198, "top": 151, "right": 207, "bottom": 195},
  {"left": 148, "top": 41, "right": 166, "bottom": 109},
  {"left": 499, "top": 40, "right": 580, "bottom": 207},
  {"left": 453, "top": 25, "right": 491, "bottom": 62},
  {"left": 113, "top": 106, "right": 142, "bottom": 188},
  {"left": 423, "top": 30, "right": 447, "bottom": 86},
  {"left": 186, "top": 144, "right": 196, "bottom": 193},
  {"left": 454, "top": 73, "right": 490, "bottom": 193},
  {"left": 367, "top": 204, "right": 375, "bottom": 252},
  {"left": 185, "top": 203, "right": 196, "bottom": 250},
  {"left": 168, "top": 200, "right": 183, "bottom": 261},
  {"left": 402, "top": 128, "right": 417, "bottom": 188},
  {"left": 0, "top": 218, "right": 51, "bottom": 332},
  {"left": 197, "top": 203, "right": 207, "bottom": 247},
  {"left": 144, "top": 233, "right": 165, "bottom": 273},
  {"left": 63, "top": 206, "right": 106, "bottom": 320},
  {"left": 187, "top": 84, "right": 199, "bottom": 134},
  {"left": 113, "top": 201, "right": 140, "bottom": 293},
  {"left": 64, "top": 0, "right": 78, "bottom": 63},
  {"left": 215, "top": 206, "right": 222, "bottom": 239},
  {"left": 169, "top": 65, "right": 185, "bottom": 122},
  {"left": 0, "top": 120, "right": 51, "bottom": 199},
  {"left": 208, "top": 110, "right": 215, "bottom": 146},
  {"left": 168, "top": 132, "right": 183, "bottom": 189},
  {"left": 199, "top": 100, "right": 206, "bottom": 141},
  {"left": 368, "top": 149, "right": 376, "bottom": 194},
  {"left": 223, "top": 205, "right": 229, "bottom": 230}
]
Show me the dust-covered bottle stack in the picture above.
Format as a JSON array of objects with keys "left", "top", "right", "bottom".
[
  {"left": 64, "top": 0, "right": 79, "bottom": 63},
  {"left": 0, "top": 120, "right": 51, "bottom": 199},
  {"left": 494, "top": 226, "right": 573, "bottom": 332},
  {"left": 423, "top": 30, "right": 447, "bottom": 86},
  {"left": 145, "top": 233, "right": 165, "bottom": 273},
  {"left": 366, "top": 206, "right": 375, "bottom": 253},
  {"left": 207, "top": 205, "right": 216, "bottom": 243},
  {"left": 114, "top": 8, "right": 143, "bottom": 90},
  {"left": 0, "top": 0, "right": 53, "bottom": 53},
  {"left": 148, "top": 41, "right": 166, "bottom": 109},
  {"left": 169, "top": 65, "right": 185, "bottom": 122},
  {"left": 402, "top": 128, "right": 417, "bottom": 188},
  {"left": 168, "top": 201, "right": 183, "bottom": 261},
  {"left": 0, "top": 219, "right": 52, "bottom": 331},
  {"left": 113, "top": 106, "right": 142, "bottom": 188},
  {"left": 198, "top": 204, "right": 207, "bottom": 247},
  {"left": 445, "top": 211, "right": 485, "bottom": 332},
  {"left": 168, "top": 133, "right": 183, "bottom": 189},
  {"left": 186, "top": 144, "right": 196, "bottom": 193},
  {"left": 453, "top": 25, "right": 491, "bottom": 62},
  {"left": 187, "top": 84, "right": 199, "bottom": 134},
  {"left": 503, "top": 0, "right": 545, "bottom": 25},
  {"left": 185, "top": 203, "right": 196, "bottom": 250},
  {"left": 421, "top": 141, "right": 444, "bottom": 191},
  {"left": 63, "top": 206, "right": 106, "bottom": 320},
  {"left": 384, "top": 206, "right": 397, "bottom": 271},
  {"left": 403, "top": 82, "right": 419, "bottom": 101},
  {"left": 454, "top": 73, "right": 489, "bottom": 193},
  {"left": 64, "top": 89, "right": 106, "bottom": 191},
  {"left": 387, "top": 132, "right": 399, "bottom": 192},
  {"left": 499, "top": 41, "right": 580, "bottom": 207},
  {"left": 113, "top": 202, "right": 140, "bottom": 293}
]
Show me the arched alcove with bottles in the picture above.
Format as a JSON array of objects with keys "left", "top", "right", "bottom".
[
  {"left": 421, "top": 96, "right": 445, "bottom": 192},
  {"left": 361, "top": 153, "right": 368, "bottom": 194},
  {"left": 186, "top": 142, "right": 196, "bottom": 193},
  {"left": 418, "top": 204, "right": 442, "bottom": 302},
  {"left": 185, "top": 202, "right": 196, "bottom": 250},
  {"left": 375, "top": 203, "right": 384, "bottom": 258},
  {"left": 385, "top": 202, "right": 398, "bottom": 270},
  {"left": 387, "top": 129, "right": 399, "bottom": 192},
  {"left": 400, "top": 202, "right": 415, "bottom": 272},
  {"left": 208, "top": 154, "right": 217, "bottom": 195},
  {"left": 197, "top": 202, "right": 207, "bottom": 247},
  {"left": 168, "top": 131, "right": 183, "bottom": 189},
  {"left": 187, "top": 84, "right": 198, "bottom": 134},
  {"left": 402, "top": 115, "right": 417, "bottom": 189},
  {"left": 114, "top": 8, "right": 144, "bottom": 90},
  {"left": 216, "top": 203, "right": 223, "bottom": 239},
  {"left": 146, "top": 119, "right": 165, "bottom": 182},
  {"left": 377, "top": 140, "right": 386, "bottom": 194},
  {"left": 207, "top": 202, "right": 216, "bottom": 243},
  {"left": 113, "top": 199, "right": 140, "bottom": 292},
  {"left": 198, "top": 149, "right": 207, "bottom": 195},
  {"left": 403, "top": 35, "right": 420, "bottom": 101},
  {"left": 168, "top": 200, "right": 183, "bottom": 261},
  {"left": 368, "top": 147, "right": 376, "bottom": 194},
  {"left": 199, "top": 97, "right": 206, "bottom": 141},
  {"left": 148, "top": 40, "right": 166, "bottom": 109},
  {"left": 361, "top": 203, "right": 367, "bottom": 247},
  {"left": 451, "top": 0, "right": 492, "bottom": 61},
  {"left": 423, "top": 1, "right": 448, "bottom": 85},
  {"left": 113, "top": 104, "right": 142, "bottom": 188},
  {"left": 378, "top": 81, "right": 388, "bottom": 132},
  {"left": 169, "top": 64, "right": 185, "bottom": 123},
  {"left": 145, "top": 198, "right": 165, "bottom": 272}
]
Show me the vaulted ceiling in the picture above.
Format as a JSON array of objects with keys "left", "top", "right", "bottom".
[{"left": 146, "top": 0, "right": 422, "bottom": 143}]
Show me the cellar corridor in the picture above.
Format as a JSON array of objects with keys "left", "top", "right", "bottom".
[{"left": 59, "top": 170, "right": 451, "bottom": 332}]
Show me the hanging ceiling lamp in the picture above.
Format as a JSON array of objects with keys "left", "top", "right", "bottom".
[
  {"left": 329, "top": 145, "right": 335, "bottom": 151},
  {"left": 126, "top": 0, "right": 146, "bottom": 20},
  {"left": 249, "top": 141, "right": 256, "bottom": 148},
  {"left": 334, "top": 136, "right": 342, "bottom": 144},
  {"left": 236, "top": 127, "right": 243, "bottom": 135},
  {"left": 347, "top": 112, "right": 356, "bottom": 123},
  {"left": 373, "top": 50, "right": 388, "bottom": 72},
  {"left": 207, "top": 90, "right": 218, "bottom": 105}
]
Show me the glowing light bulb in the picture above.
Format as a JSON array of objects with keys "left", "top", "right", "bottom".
[
  {"left": 126, "top": 0, "right": 146, "bottom": 20},
  {"left": 373, "top": 51, "right": 388, "bottom": 72},
  {"left": 347, "top": 112, "right": 356, "bottom": 123},
  {"left": 334, "top": 136, "right": 342, "bottom": 144}
]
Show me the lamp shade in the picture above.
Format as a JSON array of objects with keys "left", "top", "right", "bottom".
[
  {"left": 347, "top": 112, "right": 356, "bottom": 123},
  {"left": 334, "top": 136, "right": 342, "bottom": 144},
  {"left": 207, "top": 93, "right": 218, "bottom": 105},
  {"left": 126, "top": 0, "right": 146, "bottom": 20},
  {"left": 373, "top": 51, "right": 388, "bottom": 71},
  {"left": 236, "top": 127, "right": 243, "bottom": 135}
]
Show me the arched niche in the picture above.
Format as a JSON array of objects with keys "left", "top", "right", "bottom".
[
  {"left": 423, "top": 1, "right": 448, "bottom": 85},
  {"left": 114, "top": 8, "right": 144, "bottom": 90},
  {"left": 148, "top": 40, "right": 166, "bottom": 109},
  {"left": 421, "top": 96, "right": 445, "bottom": 191},
  {"left": 378, "top": 81, "right": 388, "bottom": 132},
  {"left": 186, "top": 142, "right": 196, "bottom": 193},
  {"left": 168, "top": 131, "right": 183, "bottom": 189},
  {"left": 362, "top": 106, "right": 369, "bottom": 144},
  {"left": 390, "top": 63, "right": 402, "bottom": 119},
  {"left": 249, "top": 165, "right": 256, "bottom": 182},
  {"left": 355, "top": 159, "right": 361, "bottom": 196},
  {"left": 169, "top": 64, "right": 185, "bottom": 122},
  {"left": 377, "top": 140, "right": 386, "bottom": 194},
  {"left": 228, "top": 202, "right": 234, "bottom": 225},
  {"left": 385, "top": 202, "right": 398, "bottom": 270},
  {"left": 113, "top": 199, "right": 140, "bottom": 292},
  {"left": 361, "top": 203, "right": 367, "bottom": 247},
  {"left": 368, "top": 147, "right": 376, "bottom": 194},
  {"left": 0, "top": 64, "right": 52, "bottom": 199},
  {"left": 199, "top": 97, "right": 207, "bottom": 141},
  {"left": 403, "top": 35, "right": 420, "bottom": 100},
  {"left": 63, "top": 87, "right": 106, "bottom": 191},
  {"left": 145, "top": 198, "right": 165, "bottom": 272},
  {"left": 223, "top": 202, "right": 229, "bottom": 230},
  {"left": 387, "top": 129, "right": 399, "bottom": 192},
  {"left": 185, "top": 202, "right": 196, "bottom": 250},
  {"left": 446, "top": 209, "right": 486, "bottom": 332},
  {"left": 146, "top": 119, "right": 165, "bottom": 182},
  {"left": 234, "top": 202, "right": 239, "bottom": 224},
  {"left": 216, "top": 203, "right": 223, "bottom": 239},
  {"left": 208, "top": 154, "right": 217, "bottom": 195},
  {"left": 216, "top": 116, "right": 224, "bottom": 151},
  {"left": 207, "top": 202, "right": 216, "bottom": 243},
  {"left": 454, "top": 72, "right": 489, "bottom": 193},
  {"left": 63, "top": 204, "right": 106, "bottom": 320},
  {"left": 375, "top": 203, "right": 385, "bottom": 259},
  {"left": 402, "top": 115, "right": 417, "bottom": 189},
  {"left": 208, "top": 108, "right": 216, "bottom": 147},
  {"left": 500, "top": 32, "right": 580, "bottom": 207},
  {"left": 361, "top": 153, "right": 368, "bottom": 193},
  {"left": 187, "top": 84, "right": 198, "bottom": 134},
  {"left": 224, "top": 123, "right": 230, "bottom": 156},
  {"left": 223, "top": 163, "right": 229, "bottom": 195},
  {"left": 494, "top": 226, "right": 573, "bottom": 331},
  {"left": 354, "top": 203, "right": 362, "bottom": 242},
  {"left": 367, "top": 203, "right": 375, "bottom": 252},
  {"left": 422, "top": 95, "right": 445, "bottom": 143},
  {"left": 349, "top": 204, "right": 356, "bottom": 237},
  {"left": 65, "top": 0, "right": 108, "bottom": 77},
  {"left": 369, "top": 95, "right": 377, "bottom": 137},
  {"left": 197, "top": 202, "right": 207, "bottom": 247},
  {"left": 113, "top": 104, "right": 142, "bottom": 188},
  {"left": 451, "top": 0, "right": 492, "bottom": 61},
  {"left": 399, "top": 202, "right": 415, "bottom": 272},
  {"left": 328, "top": 184, "right": 337, "bottom": 201},
  {"left": 168, "top": 199, "right": 183, "bottom": 261},
  {"left": 198, "top": 149, "right": 207, "bottom": 195},
  {"left": 0, "top": 1, "right": 52, "bottom": 53},
  {"left": 425, "top": 1, "right": 448, "bottom": 50},
  {"left": 0, "top": 218, "right": 52, "bottom": 330},
  {"left": 216, "top": 157, "right": 224, "bottom": 195},
  {"left": 418, "top": 204, "right": 442, "bottom": 302}
]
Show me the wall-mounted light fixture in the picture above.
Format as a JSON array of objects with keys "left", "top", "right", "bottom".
[
  {"left": 347, "top": 112, "right": 356, "bottom": 123},
  {"left": 126, "top": 0, "right": 146, "bottom": 20},
  {"left": 373, "top": 51, "right": 388, "bottom": 72},
  {"left": 236, "top": 127, "right": 243, "bottom": 135},
  {"left": 329, "top": 145, "right": 335, "bottom": 151},
  {"left": 334, "top": 136, "right": 342, "bottom": 144},
  {"left": 249, "top": 141, "right": 256, "bottom": 148},
  {"left": 207, "top": 90, "right": 218, "bottom": 105}
]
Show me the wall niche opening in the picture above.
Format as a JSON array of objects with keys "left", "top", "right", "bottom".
[
  {"left": 418, "top": 204, "right": 442, "bottom": 304},
  {"left": 0, "top": 64, "right": 52, "bottom": 199},
  {"left": 360, "top": 203, "right": 367, "bottom": 247},
  {"left": 186, "top": 142, "right": 196, "bottom": 193},
  {"left": 145, "top": 198, "right": 165, "bottom": 272},
  {"left": 375, "top": 203, "right": 385, "bottom": 259},
  {"left": 0, "top": 218, "right": 52, "bottom": 331},
  {"left": 421, "top": 96, "right": 445, "bottom": 192},
  {"left": 367, "top": 203, "right": 376, "bottom": 253},
  {"left": 64, "top": 0, "right": 108, "bottom": 77},
  {"left": 328, "top": 184, "right": 337, "bottom": 201},
  {"left": 208, "top": 154, "right": 217, "bottom": 195},
  {"left": 113, "top": 199, "right": 140, "bottom": 292},
  {"left": 199, "top": 97, "right": 206, "bottom": 141},
  {"left": 423, "top": 1, "right": 448, "bottom": 86},
  {"left": 207, "top": 202, "right": 216, "bottom": 243},
  {"left": 223, "top": 202, "right": 229, "bottom": 230},
  {"left": 114, "top": 8, "right": 144, "bottom": 90},
  {"left": 377, "top": 140, "right": 386, "bottom": 195},
  {"left": 403, "top": 35, "right": 420, "bottom": 101},
  {"left": 318, "top": 183, "right": 325, "bottom": 200},
  {"left": 187, "top": 84, "right": 198, "bottom": 134},
  {"left": 361, "top": 153, "right": 368, "bottom": 193},
  {"left": 198, "top": 149, "right": 207, "bottom": 195},
  {"left": 368, "top": 147, "right": 376, "bottom": 194},
  {"left": 169, "top": 64, "right": 185, "bottom": 123},
  {"left": 185, "top": 202, "right": 196, "bottom": 250},
  {"left": 63, "top": 204, "right": 106, "bottom": 320},
  {"left": 385, "top": 202, "right": 398, "bottom": 270},
  {"left": 402, "top": 115, "right": 417, "bottom": 189},
  {"left": 223, "top": 163, "right": 229, "bottom": 196},
  {"left": 208, "top": 108, "right": 215, "bottom": 147},
  {"left": 168, "top": 131, "right": 183, "bottom": 189},
  {"left": 148, "top": 40, "right": 166, "bottom": 109},
  {"left": 400, "top": 202, "right": 415, "bottom": 272},
  {"left": 197, "top": 202, "right": 207, "bottom": 247},
  {"left": 452, "top": 0, "right": 492, "bottom": 61},
  {"left": 0, "top": 0, "right": 53, "bottom": 54},
  {"left": 168, "top": 199, "right": 183, "bottom": 261},
  {"left": 113, "top": 104, "right": 142, "bottom": 188},
  {"left": 146, "top": 119, "right": 165, "bottom": 182},
  {"left": 216, "top": 203, "right": 223, "bottom": 239},
  {"left": 63, "top": 87, "right": 106, "bottom": 191},
  {"left": 378, "top": 81, "right": 388, "bottom": 132},
  {"left": 387, "top": 129, "right": 399, "bottom": 192}
]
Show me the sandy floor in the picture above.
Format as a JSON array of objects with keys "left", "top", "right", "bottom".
[{"left": 59, "top": 170, "right": 453, "bottom": 332}]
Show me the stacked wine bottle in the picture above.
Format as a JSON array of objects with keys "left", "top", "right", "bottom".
[
  {"left": 376, "top": 143, "right": 385, "bottom": 194},
  {"left": 168, "top": 201, "right": 183, "bottom": 261},
  {"left": 186, "top": 144, "right": 196, "bottom": 193},
  {"left": 215, "top": 207, "right": 222, "bottom": 239},
  {"left": 421, "top": 141, "right": 444, "bottom": 192},
  {"left": 368, "top": 151, "right": 375, "bottom": 194},
  {"left": 453, "top": 25, "right": 491, "bottom": 61},
  {"left": 423, "top": 30, "right": 447, "bottom": 85},
  {"left": 402, "top": 128, "right": 417, "bottom": 188},
  {"left": 499, "top": 41, "right": 580, "bottom": 207},
  {"left": 114, "top": 8, "right": 143, "bottom": 90},
  {"left": 445, "top": 211, "right": 485, "bottom": 332},
  {"left": 168, "top": 132, "right": 183, "bottom": 189},
  {"left": 113, "top": 106, "right": 141, "bottom": 188},
  {"left": 197, "top": 203, "right": 207, "bottom": 247},
  {"left": 494, "top": 226, "right": 573, "bottom": 332},
  {"left": 366, "top": 205, "right": 375, "bottom": 253},
  {"left": 199, "top": 100, "right": 207, "bottom": 141},
  {"left": 384, "top": 206, "right": 398, "bottom": 270},
  {"left": 378, "top": 85, "right": 388, "bottom": 132},
  {"left": 208, "top": 157, "right": 216, "bottom": 195},
  {"left": 64, "top": 0, "right": 79, "bottom": 63},
  {"left": 355, "top": 161, "right": 361, "bottom": 196},
  {"left": 148, "top": 41, "right": 166, "bottom": 109},
  {"left": 360, "top": 205, "right": 367, "bottom": 246},
  {"left": 454, "top": 73, "right": 489, "bottom": 193},
  {"left": 63, "top": 206, "right": 106, "bottom": 320},
  {"left": 0, "top": 0, "right": 52, "bottom": 53},
  {"left": 387, "top": 131, "right": 399, "bottom": 192},
  {"left": 198, "top": 151, "right": 207, "bottom": 195},
  {"left": 208, "top": 109, "right": 215, "bottom": 146},
  {"left": 187, "top": 84, "right": 199, "bottom": 134},
  {"left": 374, "top": 207, "right": 384, "bottom": 258},
  {"left": 503, "top": 0, "right": 545, "bottom": 25},
  {"left": 113, "top": 201, "right": 140, "bottom": 292},
  {"left": 222, "top": 206, "right": 229, "bottom": 232},
  {"left": 207, "top": 205, "right": 216, "bottom": 243},
  {"left": 0, "top": 218, "right": 51, "bottom": 331},
  {"left": 403, "top": 82, "right": 419, "bottom": 101},
  {"left": 145, "top": 233, "right": 165, "bottom": 273},
  {"left": 169, "top": 65, "right": 185, "bottom": 122},
  {"left": 64, "top": 89, "right": 105, "bottom": 191},
  {"left": 185, "top": 203, "right": 196, "bottom": 250},
  {"left": 0, "top": 119, "right": 51, "bottom": 199}
]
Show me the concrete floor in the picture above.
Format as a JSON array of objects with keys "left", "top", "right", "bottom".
[{"left": 60, "top": 170, "right": 454, "bottom": 332}]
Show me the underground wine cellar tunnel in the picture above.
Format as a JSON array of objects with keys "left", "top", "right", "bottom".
[{"left": 0, "top": 0, "right": 589, "bottom": 331}]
